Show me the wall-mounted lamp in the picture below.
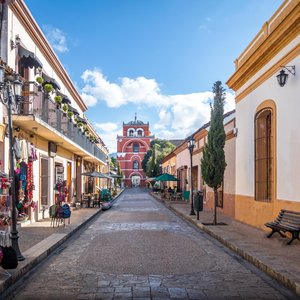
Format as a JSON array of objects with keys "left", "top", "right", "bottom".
[
  {"left": 233, "top": 127, "right": 238, "bottom": 137},
  {"left": 276, "top": 65, "right": 296, "bottom": 87},
  {"left": 10, "top": 35, "right": 21, "bottom": 50}
]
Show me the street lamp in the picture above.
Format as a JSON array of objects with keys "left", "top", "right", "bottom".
[
  {"left": 0, "top": 63, "right": 25, "bottom": 261},
  {"left": 187, "top": 137, "right": 195, "bottom": 216}
]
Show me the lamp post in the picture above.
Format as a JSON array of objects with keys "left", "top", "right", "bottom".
[
  {"left": 0, "top": 64, "right": 25, "bottom": 261},
  {"left": 187, "top": 137, "right": 195, "bottom": 216}
]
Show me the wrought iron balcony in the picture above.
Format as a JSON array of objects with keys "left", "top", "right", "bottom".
[{"left": 12, "top": 82, "right": 107, "bottom": 163}]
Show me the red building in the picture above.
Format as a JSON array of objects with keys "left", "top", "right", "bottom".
[{"left": 117, "top": 115, "right": 154, "bottom": 187}]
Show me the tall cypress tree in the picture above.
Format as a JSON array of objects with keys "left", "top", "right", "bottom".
[{"left": 201, "top": 81, "right": 227, "bottom": 225}]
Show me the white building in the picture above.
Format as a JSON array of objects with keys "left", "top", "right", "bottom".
[
  {"left": 227, "top": 0, "right": 300, "bottom": 229},
  {"left": 0, "top": 0, "right": 108, "bottom": 222}
]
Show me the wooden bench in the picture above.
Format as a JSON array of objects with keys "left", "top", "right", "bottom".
[{"left": 265, "top": 209, "right": 300, "bottom": 245}]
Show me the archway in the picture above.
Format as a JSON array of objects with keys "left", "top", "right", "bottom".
[{"left": 131, "top": 175, "right": 141, "bottom": 187}]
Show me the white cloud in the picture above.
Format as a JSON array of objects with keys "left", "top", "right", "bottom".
[
  {"left": 80, "top": 69, "right": 236, "bottom": 152},
  {"left": 154, "top": 109, "right": 172, "bottom": 130},
  {"left": 93, "top": 122, "right": 122, "bottom": 153},
  {"left": 81, "top": 93, "right": 98, "bottom": 107},
  {"left": 43, "top": 25, "right": 69, "bottom": 53},
  {"left": 95, "top": 122, "right": 119, "bottom": 132}
]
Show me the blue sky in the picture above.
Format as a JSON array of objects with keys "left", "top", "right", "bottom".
[{"left": 25, "top": 0, "right": 282, "bottom": 152}]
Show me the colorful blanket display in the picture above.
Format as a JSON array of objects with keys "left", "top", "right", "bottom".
[
  {"left": 0, "top": 175, "right": 12, "bottom": 262},
  {"left": 13, "top": 137, "right": 38, "bottom": 221},
  {"left": 54, "top": 179, "right": 68, "bottom": 204}
]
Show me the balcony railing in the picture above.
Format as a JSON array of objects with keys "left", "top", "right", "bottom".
[{"left": 15, "top": 83, "right": 107, "bottom": 162}]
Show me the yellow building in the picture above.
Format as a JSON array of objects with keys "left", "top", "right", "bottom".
[
  {"left": 227, "top": 0, "right": 300, "bottom": 229},
  {"left": 0, "top": 0, "right": 108, "bottom": 222}
]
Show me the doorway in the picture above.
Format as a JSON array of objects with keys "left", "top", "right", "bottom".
[{"left": 131, "top": 175, "right": 141, "bottom": 187}]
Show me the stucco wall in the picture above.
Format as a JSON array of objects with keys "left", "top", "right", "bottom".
[{"left": 236, "top": 54, "right": 300, "bottom": 202}]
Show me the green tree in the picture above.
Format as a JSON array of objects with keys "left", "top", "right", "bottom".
[
  {"left": 142, "top": 149, "right": 153, "bottom": 173},
  {"left": 110, "top": 157, "right": 117, "bottom": 171},
  {"left": 116, "top": 161, "right": 123, "bottom": 186},
  {"left": 201, "top": 81, "right": 227, "bottom": 225},
  {"left": 143, "top": 139, "right": 175, "bottom": 177}
]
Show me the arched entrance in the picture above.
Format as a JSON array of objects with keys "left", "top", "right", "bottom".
[{"left": 131, "top": 175, "right": 141, "bottom": 187}]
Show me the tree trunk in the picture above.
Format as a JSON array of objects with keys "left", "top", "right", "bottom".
[{"left": 213, "top": 187, "right": 218, "bottom": 225}]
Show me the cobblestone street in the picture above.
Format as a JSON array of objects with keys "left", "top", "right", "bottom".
[{"left": 9, "top": 189, "right": 297, "bottom": 299}]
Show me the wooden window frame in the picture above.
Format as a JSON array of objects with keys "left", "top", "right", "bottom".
[{"left": 255, "top": 107, "right": 273, "bottom": 202}]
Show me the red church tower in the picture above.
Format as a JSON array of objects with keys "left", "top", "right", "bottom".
[{"left": 117, "top": 114, "right": 154, "bottom": 187}]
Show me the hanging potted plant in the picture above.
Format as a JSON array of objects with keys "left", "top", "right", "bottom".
[
  {"left": 54, "top": 95, "right": 62, "bottom": 109},
  {"left": 36, "top": 76, "right": 44, "bottom": 91},
  {"left": 44, "top": 83, "right": 54, "bottom": 93},
  {"left": 67, "top": 110, "right": 74, "bottom": 121},
  {"left": 77, "top": 121, "right": 83, "bottom": 128},
  {"left": 62, "top": 104, "right": 68, "bottom": 117},
  {"left": 74, "top": 117, "right": 78, "bottom": 127},
  {"left": 36, "top": 76, "right": 44, "bottom": 85}
]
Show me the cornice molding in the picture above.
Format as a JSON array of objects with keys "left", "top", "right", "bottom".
[
  {"left": 10, "top": 0, "right": 87, "bottom": 111},
  {"left": 227, "top": 0, "right": 300, "bottom": 91},
  {"left": 235, "top": 42, "right": 300, "bottom": 102}
]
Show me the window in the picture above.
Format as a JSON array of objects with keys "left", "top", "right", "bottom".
[
  {"left": 137, "top": 130, "right": 143, "bottom": 137},
  {"left": 255, "top": 108, "right": 273, "bottom": 202},
  {"left": 129, "top": 130, "right": 134, "bottom": 137},
  {"left": 133, "top": 160, "right": 139, "bottom": 170},
  {"left": 40, "top": 157, "right": 50, "bottom": 206},
  {"left": 133, "top": 143, "right": 139, "bottom": 152}
]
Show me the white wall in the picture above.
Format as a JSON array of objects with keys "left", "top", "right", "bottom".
[{"left": 236, "top": 50, "right": 300, "bottom": 201}]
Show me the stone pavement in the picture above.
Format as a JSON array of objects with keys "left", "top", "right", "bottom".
[
  {"left": 0, "top": 190, "right": 124, "bottom": 296},
  {"left": 152, "top": 192, "right": 300, "bottom": 297},
  {"left": 8, "top": 188, "right": 296, "bottom": 300}
]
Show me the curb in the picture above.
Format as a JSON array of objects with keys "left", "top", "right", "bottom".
[
  {"left": 150, "top": 192, "right": 300, "bottom": 296},
  {"left": 0, "top": 189, "right": 125, "bottom": 298}
]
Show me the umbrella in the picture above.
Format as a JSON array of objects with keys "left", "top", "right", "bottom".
[
  {"left": 81, "top": 171, "right": 106, "bottom": 178},
  {"left": 108, "top": 173, "right": 122, "bottom": 179},
  {"left": 154, "top": 173, "right": 179, "bottom": 181}
]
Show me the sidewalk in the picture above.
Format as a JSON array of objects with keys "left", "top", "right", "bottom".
[
  {"left": 151, "top": 192, "right": 300, "bottom": 296},
  {"left": 0, "top": 190, "right": 124, "bottom": 296}
]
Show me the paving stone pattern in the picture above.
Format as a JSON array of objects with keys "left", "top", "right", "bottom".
[{"left": 11, "top": 189, "right": 291, "bottom": 299}]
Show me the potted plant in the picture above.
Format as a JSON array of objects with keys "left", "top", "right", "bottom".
[
  {"left": 67, "top": 110, "right": 73, "bottom": 120},
  {"left": 36, "top": 76, "right": 44, "bottom": 85},
  {"left": 54, "top": 95, "right": 62, "bottom": 109},
  {"left": 74, "top": 117, "right": 78, "bottom": 127},
  {"left": 62, "top": 104, "right": 68, "bottom": 117},
  {"left": 44, "top": 83, "right": 53, "bottom": 93},
  {"left": 77, "top": 121, "right": 83, "bottom": 128}
]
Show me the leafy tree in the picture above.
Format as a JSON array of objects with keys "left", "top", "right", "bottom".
[
  {"left": 201, "top": 81, "right": 227, "bottom": 225},
  {"left": 116, "top": 161, "right": 123, "bottom": 186},
  {"left": 144, "top": 139, "right": 175, "bottom": 177},
  {"left": 110, "top": 157, "right": 117, "bottom": 171},
  {"left": 142, "top": 149, "right": 153, "bottom": 173}
]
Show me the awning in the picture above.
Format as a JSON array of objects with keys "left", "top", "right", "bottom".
[
  {"left": 18, "top": 45, "right": 43, "bottom": 69},
  {"left": 68, "top": 105, "right": 79, "bottom": 116},
  {"left": 42, "top": 73, "right": 61, "bottom": 90},
  {"left": 57, "top": 92, "right": 71, "bottom": 104},
  {"left": 76, "top": 116, "right": 87, "bottom": 124}
]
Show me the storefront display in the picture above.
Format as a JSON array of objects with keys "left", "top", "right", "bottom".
[
  {"left": 13, "top": 136, "right": 38, "bottom": 221},
  {"left": 0, "top": 172, "right": 12, "bottom": 247}
]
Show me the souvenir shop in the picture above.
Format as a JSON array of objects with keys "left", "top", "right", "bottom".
[
  {"left": 54, "top": 163, "right": 68, "bottom": 205},
  {"left": 13, "top": 133, "right": 38, "bottom": 222}
]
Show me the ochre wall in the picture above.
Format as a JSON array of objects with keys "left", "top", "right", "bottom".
[{"left": 235, "top": 195, "right": 300, "bottom": 230}]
